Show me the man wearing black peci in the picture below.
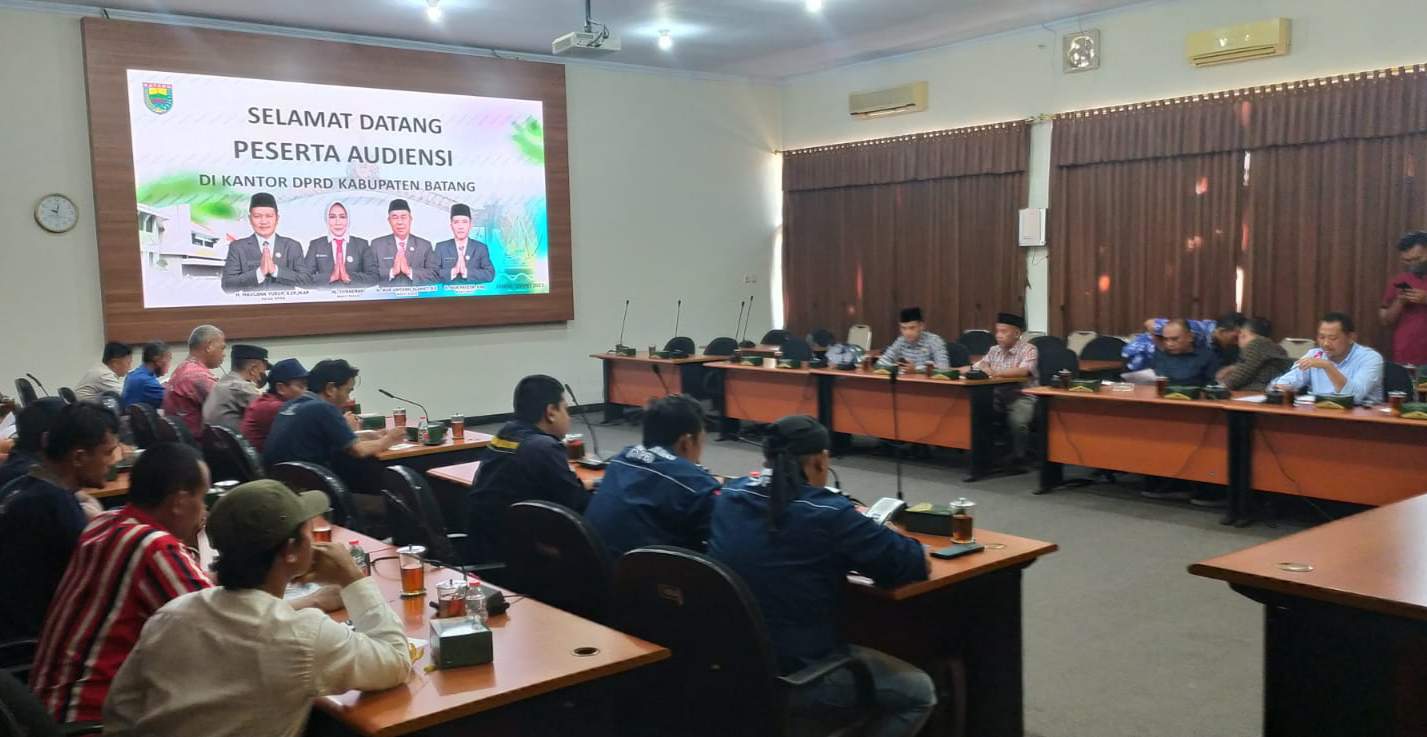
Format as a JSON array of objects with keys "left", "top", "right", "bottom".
[
  {"left": 221, "top": 193, "right": 310, "bottom": 292},
  {"left": 435, "top": 203, "right": 495, "bottom": 284},
  {"left": 370, "top": 199, "right": 438, "bottom": 286}
]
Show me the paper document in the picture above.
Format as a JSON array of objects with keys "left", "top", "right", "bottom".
[
  {"left": 1233, "top": 394, "right": 1267, "bottom": 403},
  {"left": 1121, "top": 369, "right": 1157, "bottom": 385}
]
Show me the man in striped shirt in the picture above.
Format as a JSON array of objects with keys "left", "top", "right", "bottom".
[{"left": 875, "top": 306, "right": 950, "bottom": 370}]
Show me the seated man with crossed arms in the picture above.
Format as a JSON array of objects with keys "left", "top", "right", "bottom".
[{"left": 1271, "top": 311, "right": 1384, "bottom": 404}]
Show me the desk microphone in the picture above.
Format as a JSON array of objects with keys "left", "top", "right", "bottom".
[
  {"left": 733, "top": 300, "right": 746, "bottom": 341},
  {"left": 613, "top": 299, "right": 632, "bottom": 354},
  {"left": 563, "top": 383, "right": 608, "bottom": 465},
  {"left": 378, "top": 389, "right": 430, "bottom": 423},
  {"left": 673, "top": 299, "right": 683, "bottom": 339},
  {"left": 887, "top": 365, "right": 904, "bottom": 501},
  {"left": 738, "top": 294, "right": 756, "bottom": 348},
  {"left": 26, "top": 373, "right": 49, "bottom": 396}
]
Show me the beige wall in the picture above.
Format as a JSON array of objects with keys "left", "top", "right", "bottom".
[
  {"left": 779, "top": 0, "right": 1427, "bottom": 331},
  {"left": 0, "top": 7, "right": 782, "bottom": 416}
]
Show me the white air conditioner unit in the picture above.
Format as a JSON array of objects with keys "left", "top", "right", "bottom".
[
  {"left": 1186, "top": 18, "right": 1290, "bottom": 68},
  {"left": 1018, "top": 208, "right": 1046, "bottom": 247},
  {"left": 849, "top": 81, "right": 928, "bottom": 119}
]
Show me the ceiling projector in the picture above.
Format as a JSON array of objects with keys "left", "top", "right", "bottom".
[{"left": 552, "top": 29, "right": 622, "bottom": 57}]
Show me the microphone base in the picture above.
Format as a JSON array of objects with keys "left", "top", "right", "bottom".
[{"left": 611, "top": 345, "right": 637, "bottom": 357}]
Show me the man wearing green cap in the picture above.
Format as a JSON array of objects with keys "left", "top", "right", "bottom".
[
  {"left": 104, "top": 480, "right": 410, "bottom": 737},
  {"left": 710, "top": 415, "right": 934, "bottom": 737}
]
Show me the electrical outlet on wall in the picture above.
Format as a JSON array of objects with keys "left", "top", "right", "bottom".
[{"left": 743, "top": 274, "right": 758, "bottom": 284}]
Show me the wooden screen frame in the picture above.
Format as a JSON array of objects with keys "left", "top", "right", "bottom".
[{"left": 81, "top": 18, "right": 574, "bottom": 343}]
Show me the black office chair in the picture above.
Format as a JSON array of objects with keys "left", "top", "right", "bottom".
[
  {"left": 57, "top": 387, "right": 77, "bottom": 405},
  {"left": 269, "top": 461, "right": 358, "bottom": 531},
  {"left": 12, "top": 379, "right": 38, "bottom": 408},
  {"left": 1037, "top": 347, "right": 1080, "bottom": 386},
  {"left": 201, "top": 425, "right": 265, "bottom": 485},
  {"left": 503, "top": 501, "right": 613, "bottom": 624},
  {"left": 1385, "top": 361, "right": 1414, "bottom": 396},
  {"left": 0, "top": 639, "right": 36, "bottom": 685},
  {"left": 780, "top": 337, "right": 814, "bottom": 362},
  {"left": 664, "top": 336, "right": 696, "bottom": 355},
  {"left": 611, "top": 546, "right": 874, "bottom": 737},
  {"left": 1030, "top": 335, "right": 1067, "bottom": 355},
  {"left": 126, "top": 404, "right": 160, "bottom": 450},
  {"left": 704, "top": 337, "right": 738, "bottom": 356},
  {"left": 759, "top": 330, "right": 792, "bottom": 346},
  {"left": 96, "top": 392, "right": 122, "bottom": 419},
  {"left": 155, "top": 416, "right": 196, "bottom": 447},
  {"left": 956, "top": 330, "right": 995, "bottom": 356},
  {"left": 945, "top": 341, "right": 971, "bottom": 368},
  {"left": 381, "top": 465, "right": 474, "bottom": 569},
  {"left": 0, "top": 669, "right": 100, "bottom": 737},
  {"left": 806, "top": 328, "right": 837, "bottom": 349},
  {"left": 1078, "top": 335, "right": 1127, "bottom": 361}
]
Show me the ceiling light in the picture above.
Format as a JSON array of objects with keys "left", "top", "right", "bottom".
[
  {"left": 426, "top": 0, "right": 442, "bottom": 22},
  {"left": 657, "top": 30, "right": 673, "bottom": 51},
  {"left": 805, "top": 0, "right": 824, "bottom": 12}
]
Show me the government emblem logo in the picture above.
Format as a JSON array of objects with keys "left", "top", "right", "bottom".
[{"left": 143, "top": 83, "right": 173, "bottom": 114}]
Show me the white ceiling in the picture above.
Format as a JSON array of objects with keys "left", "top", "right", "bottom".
[{"left": 47, "top": 0, "right": 1146, "bottom": 79}]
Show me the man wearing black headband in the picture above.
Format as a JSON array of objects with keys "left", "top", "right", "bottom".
[
  {"left": 876, "top": 306, "right": 950, "bottom": 370},
  {"left": 371, "top": 199, "right": 438, "bottom": 286},
  {"left": 435, "top": 203, "right": 495, "bottom": 284},
  {"left": 221, "top": 193, "right": 312, "bottom": 292},
  {"left": 709, "top": 415, "right": 934, "bottom": 736},
  {"left": 962, "top": 313, "right": 1038, "bottom": 467}
]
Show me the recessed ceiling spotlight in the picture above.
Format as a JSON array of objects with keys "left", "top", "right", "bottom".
[
  {"left": 657, "top": 30, "right": 673, "bottom": 51},
  {"left": 426, "top": 0, "right": 442, "bottom": 22},
  {"left": 805, "top": 0, "right": 824, "bottom": 12}
]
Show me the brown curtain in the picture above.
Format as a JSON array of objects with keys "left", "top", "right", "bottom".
[
  {"left": 1241, "top": 134, "right": 1427, "bottom": 356},
  {"left": 1050, "top": 63, "right": 1427, "bottom": 339},
  {"left": 782, "top": 122, "right": 1029, "bottom": 343},
  {"left": 1050, "top": 153, "right": 1241, "bottom": 335}
]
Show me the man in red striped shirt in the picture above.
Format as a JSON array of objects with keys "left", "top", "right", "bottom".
[{"left": 30, "top": 442, "right": 213, "bottom": 724}]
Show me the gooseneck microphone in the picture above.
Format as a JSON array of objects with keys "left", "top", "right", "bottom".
[
  {"left": 887, "top": 365, "right": 904, "bottom": 501},
  {"left": 672, "top": 299, "right": 683, "bottom": 341},
  {"left": 26, "top": 373, "right": 50, "bottom": 396},
  {"left": 564, "top": 382, "right": 607, "bottom": 465},
  {"left": 734, "top": 300, "right": 746, "bottom": 340},
  {"left": 614, "top": 299, "right": 631, "bottom": 352},
  {"left": 739, "top": 294, "right": 756, "bottom": 348},
  {"left": 378, "top": 388, "right": 430, "bottom": 424}
]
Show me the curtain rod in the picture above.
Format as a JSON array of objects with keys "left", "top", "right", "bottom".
[
  {"left": 1051, "top": 62, "right": 1427, "bottom": 120},
  {"left": 778, "top": 117, "right": 1033, "bottom": 156}
]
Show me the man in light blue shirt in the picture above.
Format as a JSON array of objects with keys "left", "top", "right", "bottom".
[{"left": 1271, "top": 311, "right": 1384, "bottom": 404}]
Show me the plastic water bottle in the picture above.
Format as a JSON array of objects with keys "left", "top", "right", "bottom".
[
  {"left": 465, "top": 578, "right": 488, "bottom": 626},
  {"left": 348, "top": 540, "right": 371, "bottom": 576},
  {"left": 418, "top": 416, "right": 430, "bottom": 444}
]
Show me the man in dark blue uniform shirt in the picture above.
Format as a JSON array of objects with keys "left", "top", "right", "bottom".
[
  {"left": 466, "top": 375, "right": 591, "bottom": 567},
  {"left": 1152, "top": 318, "right": 1221, "bottom": 386},
  {"left": 0, "top": 403, "right": 116, "bottom": 640},
  {"left": 709, "top": 415, "right": 934, "bottom": 737},
  {"left": 262, "top": 359, "right": 403, "bottom": 483},
  {"left": 585, "top": 394, "right": 720, "bottom": 557},
  {"left": 121, "top": 341, "right": 170, "bottom": 410}
]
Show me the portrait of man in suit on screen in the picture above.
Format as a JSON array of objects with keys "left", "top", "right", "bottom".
[
  {"left": 221, "top": 192, "right": 312, "bottom": 292},
  {"left": 435, "top": 203, "right": 495, "bottom": 284},
  {"left": 370, "top": 198, "right": 438, "bottom": 286},
  {"left": 307, "top": 201, "right": 379, "bottom": 288}
]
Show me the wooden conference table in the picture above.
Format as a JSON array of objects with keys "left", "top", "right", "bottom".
[
  {"left": 708, "top": 360, "right": 1024, "bottom": 482},
  {"left": 200, "top": 525, "right": 668, "bottom": 737},
  {"left": 1190, "top": 494, "right": 1427, "bottom": 737},
  {"left": 1030, "top": 385, "right": 1427, "bottom": 524},
  {"left": 430, "top": 460, "right": 1059, "bottom": 737},
  {"left": 590, "top": 352, "right": 726, "bottom": 421}
]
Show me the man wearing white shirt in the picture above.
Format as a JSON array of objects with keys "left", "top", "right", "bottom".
[
  {"left": 1271, "top": 311, "right": 1385, "bottom": 404},
  {"left": 435, "top": 203, "right": 496, "bottom": 284},
  {"left": 221, "top": 193, "right": 312, "bottom": 292},
  {"left": 104, "top": 479, "right": 409, "bottom": 737},
  {"left": 370, "top": 198, "right": 438, "bottom": 286},
  {"left": 73, "top": 342, "right": 131, "bottom": 402}
]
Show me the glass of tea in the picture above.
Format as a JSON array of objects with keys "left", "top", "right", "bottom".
[
  {"left": 393, "top": 408, "right": 408, "bottom": 428},
  {"left": 950, "top": 497, "right": 977, "bottom": 544},
  {"left": 1389, "top": 391, "right": 1407, "bottom": 415},
  {"left": 1154, "top": 375, "right": 1169, "bottom": 397},
  {"left": 450, "top": 415, "right": 465, "bottom": 441},
  {"left": 435, "top": 580, "right": 467, "bottom": 618},
  {"left": 311, "top": 517, "right": 332, "bottom": 543},
  {"left": 397, "top": 544, "right": 427, "bottom": 598}
]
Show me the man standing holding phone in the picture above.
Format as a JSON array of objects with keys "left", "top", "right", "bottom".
[{"left": 1380, "top": 231, "right": 1427, "bottom": 365}]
